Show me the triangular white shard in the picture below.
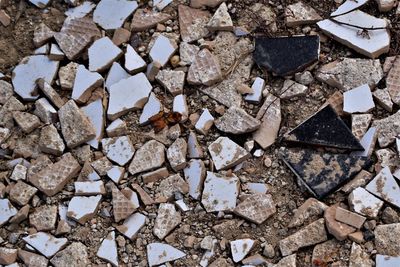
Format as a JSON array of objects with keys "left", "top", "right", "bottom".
[
  {"left": 65, "top": 1, "right": 96, "bottom": 18},
  {"left": 366, "top": 167, "right": 400, "bottom": 208},
  {"left": 331, "top": 0, "right": 369, "bottom": 16},
  {"left": 72, "top": 65, "right": 103, "bottom": 104},
  {"left": 88, "top": 37, "right": 123, "bottom": 72},
  {"left": 149, "top": 35, "right": 177, "bottom": 67},
  {"left": 23, "top": 232, "right": 68, "bottom": 258},
  {"left": 173, "top": 94, "right": 189, "bottom": 121},
  {"left": 208, "top": 137, "right": 250, "bottom": 170},
  {"left": 207, "top": 2, "right": 233, "bottom": 31},
  {"left": 105, "top": 62, "right": 130, "bottom": 92},
  {"left": 0, "top": 199, "right": 18, "bottom": 226},
  {"left": 81, "top": 99, "right": 104, "bottom": 149},
  {"left": 147, "top": 243, "right": 186, "bottom": 266},
  {"left": 183, "top": 160, "right": 206, "bottom": 200},
  {"left": 97, "top": 231, "right": 118, "bottom": 267},
  {"left": 317, "top": 10, "right": 390, "bottom": 58},
  {"left": 102, "top": 136, "right": 135, "bottom": 166},
  {"left": 195, "top": 108, "right": 214, "bottom": 135},
  {"left": 350, "top": 127, "right": 378, "bottom": 157},
  {"left": 343, "top": 84, "right": 375, "bottom": 113},
  {"left": 140, "top": 92, "right": 162, "bottom": 125},
  {"left": 245, "top": 77, "right": 264, "bottom": 103},
  {"left": 93, "top": 0, "right": 138, "bottom": 30},
  {"left": 108, "top": 73, "right": 152, "bottom": 120},
  {"left": 12, "top": 55, "right": 59, "bottom": 101},
  {"left": 125, "top": 44, "right": 146, "bottom": 74},
  {"left": 230, "top": 239, "right": 255, "bottom": 262},
  {"left": 67, "top": 195, "right": 102, "bottom": 224},
  {"left": 116, "top": 213, "right": 147, "bottom": 240}
]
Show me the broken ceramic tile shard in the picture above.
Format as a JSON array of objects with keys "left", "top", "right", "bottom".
[
  {"left": 351, "top": 113, "right": 373, "bottom": 140},
  {"left": 34, "top": 98, "right": 57, "bottom": 124},
  {"left": 102, "top": 136, "right": 135, "bottom": 166},
  {"left": 154, "top": 0, "right": 172, "bottom": 11},
  {"left": 97, "top": 231, "right": 118, "bottom": 267},
  {"left": 37, "top": 79, "right": 66, "bottom": 109},
  {"left": 254, "top": 35, "right": 319, "bottom": 76},
  {"left": 230, "top": 239, "right": 255, "bottom": 263},
  {"left": 184, "top": 159, "right": 206, "bottom": 200},
  {"left": 29, "top": 0, "right": 50, "bottom": 8},
  {"left": 280, "top": 148, "right": 371, "bottom": 199},
  {"left": 140, "top": 92, "right": 162, "bottom": 125},
  {"left": 29, "top": 205, "right": 57, "bottom": 231},
  {"left": 23, "top": 232, "right": 67, "bottom": 258},
  {"left": 128, "top": 140, "right": 165, "bottom": 175},
  {"left": 187, "top": 131, "right": 204, "bottom": 159},
  {"left": 93, "top": 0, "right": 138, "bottom": 30},
  {"left": 116, "top": 212, "right": 146, "bottom": 240},
  {"left": 187, "top": 49, "right": 223, "bottom": 86},
  {"left": 67, "top": 195, "right": 102, "bottom": 224},
  {"left": 105, "top": 62, "right": 130, "bottom": 92},
  {"left": 13, "top": 111, "right": 41, "bottom": 133},
  {"left": 156, "top": 70, "right": 185, "bottom": 96},
  {"left": 350, "top": 127, "right": 378, "bottom": 157},
  {"left": 201, "top": 171, "right": 239, "bottom": 212},
  {"left": 33, "top": 23, "right": 54, "bottom": 47},
  {"left": 331, "top": 0, "right": 369, "bottom": 16},
  {"left": 54, "top": 17, "right": 101, "bottom": 60},
  {"left": 147, "top": 243, "right": 186, "bottom": 266},
  {"left": 366, "top": 167, "right": 400, "bottom": 209},
  {"left": 208, "top": 137, "right": 250, "bottom": 170},
  {"left": 343, "top": 84, "right": 375, "bottom": 113},
  {"left": 214, "top": 106, "right": 261, "bottom": 134},
  {"left": 149, "top": 35, "right": 177, "bottom": 67},
  {"left": 108, "top": 73, "right": 152, "bottom": 120},
  {"left": 72, "top": 65, "right": 103, "bottom": 104},
  {"left": 234, "top": 194, "right": 276, "bottom": 224},
  {"left": 316, "top": 58, "right": 384, "bottom": 91},
  {"left": 372, "top": 110, "right": 400, "bottom": 147},
  {"left": 131, "top": 9, "right": 171, "bottom": 31},
  {"left": 12, "top": 55, "right": 59, "bottom": 101},
  {"left": 284, "top": 2, "right": 322, "bottom": 27},
  {"left": 387, "top": 57, "right": 400, "bottom": 105},
  {"left": 50, "top": 242, "right": 90, "bottom": 266},
  {"left": 88, "top": 37, "right": 123, "bottom": 72},
  {"left": 245, "top": 77, "right": 264, "bottom": 103},
  {"left": 81, "top": 99, "right": 104, "bottom": 149},
  {"left": 153, "top": 203, "right": 181, "bottom": 239},
  {"left": 0, "top": 80, "right": 13, "bottom": 104},
  {"left": 39, "top": 124, "right": 65, "bottom": 156},
  {"left": 125, "top": 45, "right": 146, "bottom": 74},
  {"left": 178, "top": 5, "right": 210, "bottom": 43},
  {"left": 284, "top": 105, "right": 363, "bottom": 150},
  {"left": 280, "top": 80, "right": 309, "bottom": 100},
  {"left": 9, "top": 180, "right": 37, "bottom": 206},
  {"left": 167, "top": 138, "right": 187, "bottom": 171},
  {"left": 180, "top": 42, "right": 200, "bottom": 66},
  {"left": 173, "top": 94, "right": 189, "bottom": 121},
  {"left": 373, "top": 88, "right": 393, "bottom": 112},
  {"left": 0, "top": 198, "right": 18, "bottom": 226},
  {"left": 207, "top": 2, "right": 233, "bottom": 32},
  {"left": 74, "top": 181, "right": 105, "bottom": 196},
  {"left": 112, "top": 187, "right": 136, "bottom": 222},
  {"left": 318, "top": 11, "right": 390, "bottom": 59},
  {"left": 18, "top": 250, "right": 49, "bottom": 267},
  {"left": 65, "top": 1, "right": 96, "bottom": 18},
  {"left": 195, "top": 108, "right": 214, "bottom": 135}
]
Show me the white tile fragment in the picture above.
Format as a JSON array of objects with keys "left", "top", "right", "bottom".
[
  {"left": 187, "top": 131, "right": 204, "bottom": 159},
  {"left": 208, "top": 137, "right": 250, "bottom": 170},
  {"left": 49, "top": 43, "right": 64, "bottom": 60},
  {"left": 22, "top": 232, "right": 67, "bottom": 258},
  {"left": 81, "top": 99, "right": 105, "bottom": 149},
  {"left": 106, "top": 118, "right": 127, "bottom": 137},
  {"left": 331, "top": 0, "right": 369, "bottom": 16},
  {"left": 245, "top": 77, "right": 264, "bottom": 103},
  {"left": 195, "top": 109, "right": 214, "bottom": 135},
  {"left": 10, "top": 164, "right": 27, "bottom": 181},
  {"left": 343, "top": 84, "right": 375, "bottom": 113},
  {"left": 350, "top": 127, "right": 378, "bottom": 157},
  {"left": 366, "top": 167, "right": 400, "bottom": 208},
  {"left": 175, "top": 199, "right": 190, "bottom": 212},
  {"left": 105, "top": 62, "right": 130, "bottom": 92},
  {"left": 65, "top": 1, "right": 96, "bottom": 18},
  {"left": 125, "top": 44, "right": 146, "bottom": 74},
  {"left": 154, "top": 0, "right": 172, "bottom": 11},
  {"left": 67, "top": 195, "right": 102, "bottom": 224},
  {"left": 88, "top": 37, "right": 123, "bottom": 72},
  {"left": 376, "top": 254, "right": 400, "bottom": 266},
  {"left": 349, "top": 187, "right": 383, "bottom": 218},
  {"left": 74, "top": 181, "right": 105, "bottom": 196},
  {"left": 0, "top": 199, "right": 18, "bottom": 226},
  {"left": 230, "top": 239, "right": 255, "bottom": 263},
  {"left": 93, "top": 0, "right": 138, "bottom": 30},
  {"left": 29, "top": 0, "right": 51, "bottom": 8},
  {"left": 97, "top": 231, "right": 118, "bottom": 267},
  {"left": 183, "top": 159, "right": 206, "bottom": 200},
  {"left": 246, "top": 183, "right": 268, "bottom": 194},
  {"left": 116, "top": 213, "right": 147, "bottom": 240},
  {"left": 72, "top": 65, "right": 103, "bottom": 104},
  {"left": 173, "top": 94, "right": 189, "bottom": 121},
  {"left": 107, "top": 166, "right": 125, "bottom": 184},
  {"left": 147, "top": 243, "right": 186, "bottom": 267},
  {"left": 34, "top": 44, "right": 49, "bottom": 55},
  {"left": 102, "top": 136, "right": 135, "bottom": 166},
  {"left": 140, "top": 92, "right": 162, "bottom": 125},
  {"left": 149, "top": 35, "right": 177, "bottom": 67}
]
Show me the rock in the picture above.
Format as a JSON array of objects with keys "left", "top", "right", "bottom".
[
  {"left": 167, "top": 138, "right": 187, "bottom": 171},
  {"left": 154, "top": 203, "right": 181, "bottom": 240},
  {"left": 190, "top": 0, "right": 223, "bottom": 8},
  {"left": 131, "top": 9, "right": 170, "bottom": 31},
  {"left": 54, "top": 17, "right": 101, "bottom": 60},
  {"left": 29, "top": 205, "right": 57, "bottom": 231},
  {"left": 201, "top": 171, "right": 239, "bottom": 212},
  {"left": 279, "top": 218, "right": 328, "bottom": 256},
  {"left": 195, "top": 109, "right": 215, "bottom": 135},
  {"left": 101, "top": 136, "right": 135, "bottom": 166},
  {"left": 156, "top": 174, "right": 188, "bottom": 200},
  {"left": 125, "top": 44, "right": 146, "bottom": 74},
  {"left": 59, "top": 100, "right": 96, "bottom": 148},
  {"left": 366, "top": 167, "right": 400, "bottom": 208},
  {"left": 253, "top": 93, "right": 281, "bottom": 149},
  {"left": 349, "top": 242, "right": 373, "bottom": 266},
  {"left": 179, "top": 42, "right": 200, "bottom": 66},
  {"left": 207, "top": 3, "right": 233, "bottom": 31},
  {"left": 30, "top": 153, "right": 81, "bottom": 196},
  {"left": 33, "top": 23, "right": 54, "bottom": 47},
  {"left": 107, "top": 73, "right": 152, "bottom": 120},
  {"left": 234, "top": 193, "right": 276, "bottom": 224},
  {"left": 254, "top": 35, "right": 319, "bottom": 76},
  {"left": 149, "top": 35, "right": 177, "bottom": 67},
  {"left": 18, "top": 249, "right": 49, "bottom": 267},
  {"left": 116, "top": 212, "right": 147, "bottom": 240},
  {"left": 39, "top": 124, "right": 65, "bottom": 156},
  {"left": 147, "top": 243, "right": 185, "bottom": 266},
  {"left": 343, "top": 84, "right": 375, "bottom": 113},
  {"left": 373, "top": 110, "right": 400, "bottom": 147},
  {"left": 376, "top": 0, "right": 397, "bottom": 12},
  {"left": 387, "top": 57, "right": 400, "bottom": 105},
  {"left": 325, "top": 205, "right": 356, "bottom": 241},
  {"left": 146, "top": 61, "right": 162, "bottom": 82},
  {"left": 280, "top": 79, "right": 309, "bottom": 100},
  {"left": 23, "top": 232, "right": 67, "bottom": 258},
  {"left": 12, "top": 55, "right": 59, "bottom": 101},
  {"left": 0, "top": 80, "right": 13, "bottom": 104},
  {"left": 37, "top": 79, "right": 66, "bottom": 109},
  {"left": 341, "top": 170, "right": 373, "bottom": 194},
  {"left": 285, "top": 2, "right": 322, "bottom": 27},
  {"left": 215, "top": 106, "right": 261, "bottom": 134},
  {"left": 97, "top": 231, "right": 118, "bottom": 267},
  {"left": 112, "top": 27, "right": 131, "bottom": 46},
  {"left": 188, "top": 49, "right": 223, "bottom": 86},
  {"left": 349, "top": 187, "right": 384, "bottom": 218},
  {"left": 289, "top": 198, "right": 328, "bottom": 228},
  {"left": 93, "top": 0, "right": 138, "bottom": 30},
  {"left": 348, "top": 231, "right": 364, "bottom": 244},
  {"left": 155, "top": 70, "right": 185, "bottom": 96},
  {"left": 230, "top": 239, "right": 255, "bottom": 262},
  {"left": 375, "top": 223, "right": 400, "bottom": 256},
  {"left": 0, "top": 96, "right": 26, "bottom": 128},
  {"left": 295, "top": 71, "right": 314, "bottom": 85},
  {"left": 208, "top": 137, "right": 250, "bottom": 170},
  {"left": 178, "top": 5, "right": 210, "bottom": 43},
  {"left": 312, "top": 239, "right": 342, "bottom": 266},
  {"left": 0, "top": 248, "right": 17, "bottom": 265},
  {"left": 382, "top": 207, "right": 400, "bottom": 224},
  {"left": 50, "top": 242, "right": 89, "bottom": 267},
  {"left": 67, "top": 195, "right": 102, "bottom": 224},
  {"left": 9, "top": 180, "right": 37, "bottom": 206},
  {"left": 128, "top": 140, "right": 165, "bottom": 175},
  {"left": 335, "top": 207, "right": 366, "bottom": 229},
  {"left": 13, "top": 111, "right": 41, "bottom": 133},
  {"left": 351, "top": 114, "right": 373, "bottom": 140},
  {"left": 316, "top": 58, "right": 383, "bottom": 91}
]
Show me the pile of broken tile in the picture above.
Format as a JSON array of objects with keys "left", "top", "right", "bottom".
[{"left": 1, "top": 0, "right": 400, "bottom": 266}]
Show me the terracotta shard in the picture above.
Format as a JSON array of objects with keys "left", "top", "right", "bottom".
[
  {"left": 131, "top": 9, "right": 171, "bottom": 31},
  {"left": 280, "top": 148, "right": 371, "bottom": 199},
  {"left": 178, "top": 5, "right": 211, "bottom": 43},
  {"left": 112, "top": 187, "right": 136, "bottom": 222},
  {"left": 284, "top": 105, "right": 363, "bottom": 150}
]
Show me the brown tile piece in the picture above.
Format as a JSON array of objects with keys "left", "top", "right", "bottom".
[
  {"left": 178, "top": 5, "right": 211, "bottom": 43},
  {"left": 234, "top": 194, "right": 276, "bottom": 224},
  {"left": 112, "top": 187, "right": 136, "bottom": 222},
  {"left": 9, "top": 180, "right": 38, "bottom": 206},
  {"left": 131, "top": 9, "right": 170, "bottom": 31},
  {"left": 13, "top": 111, "right": 41, "bottom": 133},
  {"left": 387, "top": 57, "right": 400, "bottom": 105},
  {"left": 37, "top": 79, "right": 66, "bottom": 109},
  {"left": 29, "top": 205, "right": 58, "bottom": 231},
  {"left": 33, "top": 23, "right": 55, "bottom": 47},
  {"left": 324, "top": 205, "right": 356, "bottom": 241}
]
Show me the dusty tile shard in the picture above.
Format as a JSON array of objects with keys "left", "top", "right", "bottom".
[
  {"left": 350, "top": 127, "right": 378, "bottom": 157},
  {"left": 59, "top": 100, "right": 96, "bottom": 148},
  {"left": 67, "top": 195, "right": 101, "bottom": 224},
  {"left": 180, "top": 42, "right": 200, "bottom": 66},
  {"left": 12, "top": 55, "right": 59, "bottom": 101},
  {"left": 75, "top": 181, "right": 105, "bottom": 196},
  {"left": 10, "top": 164, "right": 27, "bottom": 181},
  {"left": 325, "top": 204, "right": 357, "bottom": 241},
  {"left": 215, "top": 106, "right": 261, "bottom": 134},
  {"left": 375, "top": 148, "right": 400, "bottom": 171},
  {"left": 335, "top": 206, "right": 366, "bottom": 229},
  {"left": 140, "top": 93, "right": 162, "bottom": 125},
  {"left": 131, "top": 9, "right": 170, "bottom": 31},
  {"left": 179, "top": 5, "right": 210, "bottom": 43},
  {"left": 39, "top": 124, "right": 65, "bottom": 156},
  {"left": 54, "top": 17, "right": 101, "bottom": 60},
  {"left": 373, "top": 110, "right": 400, "bottom": 147},
  {"left": 149, "top": 35, "right": 177, "bottom": 67},
  {"left": 29, "top": 205, "right": 57, "bottom": 231},
  {"left": 129, "top": 140, "right": 165, "bottom": 175},
  {"left": 88, "top": 37, "right": 123, "bottom": 72},
  {"left": 341, "top": 170, "right": 373, "bottom": 194},
  {"left": 0, "top": 80, "right": 13, "bottom": 104},
  {"left": 254, "top": 36, "right": 319, "bottom": 76},
  {"left": 167, "top": 138, "right": 187, "bottom": 171},
  {"left": 106, "top": 119, "right": 127, "bottom": 137},
  {"left": 107, "top": 73, "right": 152, "bottom": 120},
  {"left": 34, "top": 98, "right": 57, "bottom": 124},
  {"left": 156, "top": 70, "right": 185, "bottom": 96},
  {"left": 343, "top": 84, "right": 375, "bottom": 113},
  {"left": 65, "top": 1, "right": 96, "bottom": 18},
  {"left": 9, "top": 180, "right": 37, "bottom": 206},
  {"left": 0, "top": 198, "right": 18, "bottom": 226},
  {"left": 173, "top": 94, "right": 189, "bottom": 121},
  {"left": 289, "top": 198, "right": 328, "bottom": 228},
  {"left": 376, "top": 254, "right": 400, "bottom": 266},
  {"left": 58, "top": 62, "right": 78, "bottom": 90},
  {"left": 366, "top": 167, "right": 400, "bottom": 208},
  {"left": 105, "top": 62, "right": 130, "bottom": 92},
  {"left": 125, "top": 44, "right": 146, "bottom": 74},
  {"left": 284, "top": 105, "right": 363, "bottom": 150},
  {"left": 33, "top": 23, "right": 55, "bottom": 47},
  {"left": 234, "top": 194, "right": 276, "bottom": 224},
  {"left": 97, "top": 231, "right": 118, "bottom": 267},
  {"left": 184, "top": 159, "right": 206, "bottom": 200},
  {"left": 112, "top": 27, "right": 131, "bottom": 46},
  {"left": 18, "top": 249, "right": 49, "bottom": 267},
  {"left": 208, "top": 137, "right": 250, "bottom": 170},
  {"left": 156, "top": 174, "right": 189, "bottom": 200},
  {"left": 72, "top": 65, "right": 103, "bottom": 104},
  {"left": 91, "top": 156, "right": 113, "bottom": 176},
  {"left": 112, "top": 187, "right": 136, "bottom": 222},
  {"left": 102, "top": 136, "right": 135, "bottom": 166},
  {"left": 318, "top": 11, "right": 390, "bottom": 58},
  {"left": 352, "top": 114, "right": 373, "bottom": 140},
  {"left": 23, "top": 232, "right": 67, "bottom": 258},
  {"left": 387, "top": 57, "right": 400, "bottom": 105},
  {"left": 285, "top": 2, "right": 322, "bottom": 27},
  {"left": 349, "top": 242, "right": 373, "bottom": 267},
  {"left": 30, "top": 153, "right": 81, "bottom": 196},
  {"left": 37, "top": 79, "right": 66, "bottom": 109},
  {"left": 195, "top": 108, "right": 214, "bottom": 135},
  {"left": 230, "top": 239, "right": 255, "bottom": 263},
  {"left": 316, "top": 58, "right": 383, "bottom": 91},
  {"left": 349, "top": 187, "right": 383, "bottom": 218},
  {"left": 374, "top": 223, "right": 400, "bottom": 256},
  {"left": 188, "top": 49, "right": 222, "bottom": 86},
  {"left": 147, "top": 243, "right": 186, "bottom": 266},
  {"left": 116, "top": 212, "right": 147, "bottom": 240},
  {"left": 201, "top": 171, "right": 239, "bottom": 212},
  {"left": 93, "top": 0, "right": 138, "bottom": 30},
  {"left": 280, "top": 79, "right": 309, "bottom": 100},
  {"left": 50, "top": 242, "right": 89, "bottom": 267},
  {"left": 142, "top": 167, "right": 169, "bottom": 184},
  {"left": 13, "top": 111, "right": 41, "bottom": 133},
  {"left": 373, "top": 88, "right": 393, "bottom": 112},
  {"left": 81, "top": 99, "right": 104, "bottom": 149},
  {"left": 154, "top": 203, "right": 181, "bottom": 240},
  {"left": 281, "top": 148, "right": 370, "bottom": 199},
  {"left": 207, "top": 3, "right": 233, "bottom": 31},
  {"left": 332, "top": 0, "right": 369, "bottom": 16},
  {"left": 187, "top": 131, "right": 204, "bottom": 159}
]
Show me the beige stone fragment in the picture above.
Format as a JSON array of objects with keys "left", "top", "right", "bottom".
[
  {"left": 154, "top": 203, "right": 181, "bottom": 240},
  {"left": 190, "top": 0, "right": 223, "bottom": 8},
  {"left": 351, "top": 114, "right": 373, "bottom": 140},
  {"left": 37, "top": 79, "right": 66, "bottom": 109},
  {"left": 289, "top": 198, "right": 328, "bottom": 228},
  {"left": 33, "top": 23, "right": 55, "bottom": 47},
  {"left": 341, "top": 170, "right": 373, "bottom": 194},
  {"left": 324, "top": 205, "right": 356, "bottom": 241},
  {"left": 179, "top": 5, "right": 210, "bottom": 43},
  {"left": 156, "top": 174, "right": 189, "bottom": 200},
  {"left": 208, "top": 137, "right": 250, "bottom": 170},
  {"left": 372, "top": 110, "right": 400, "bottom": 147},
  {"left": 9, "top": 180, "right": 37, "bottom": 206},
  {"left": 142, "top": 167, "right": 169, "bottom": 184},
  {"left": 234, "top": 194, "right": 276, "bottom": 224},
  {"left": 215, "top": 106, "right": 260, "bottom": 134},
  {"left": 106, "top": 119, "right": 128, "bottom": 138},
  {"left": 187, "top": 49, "right": 222, "bottom": 86},
  {"left": 18, "top": 249, "right": 49, "bottom": 267},
  {"left": 373, "top": 88, "right": 393, "bottom": 112},
  {"left": 39, "top": 124, "right": 65, "bottom": 156},
  {"left": 0, "top": 80, "right": 13, "bottom": 104},
  {"left": 50, "top": 242, "right": 90, "bottom": 267},
  {"left": 207, "top": 3, "right": 233, "bottom": 31},
  {"left": 91, "top": 156, "right": 113, "bottom": 176},
  {"left": 131, "top": 9, "right": 170, "bottom": 31},
  {"left": 335, "top": 207, "right": 366, "bottom": 229},
  {"left": 29, "top": 205, "right": 58, "bottom": 231},
  {"left": 58, "top": 62, "right": 79, "bottom": 90},
  {"left": 167, "top": 138, "right": 187, "bottom": 172},
  {"left": 112, "top": 27, "right": 131, "bottom": 46},
  {"left": 155, "top": 70, "right": 185, "bottom": 96},
  {"left": 112, "top": 187, "right": 136, "bottom": 222},
  {"left": 13, "top": 111, "right": 41, "bottom": 133},
  {"left": 0, "top": 248, "right": 17, "bottom": 265}
]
